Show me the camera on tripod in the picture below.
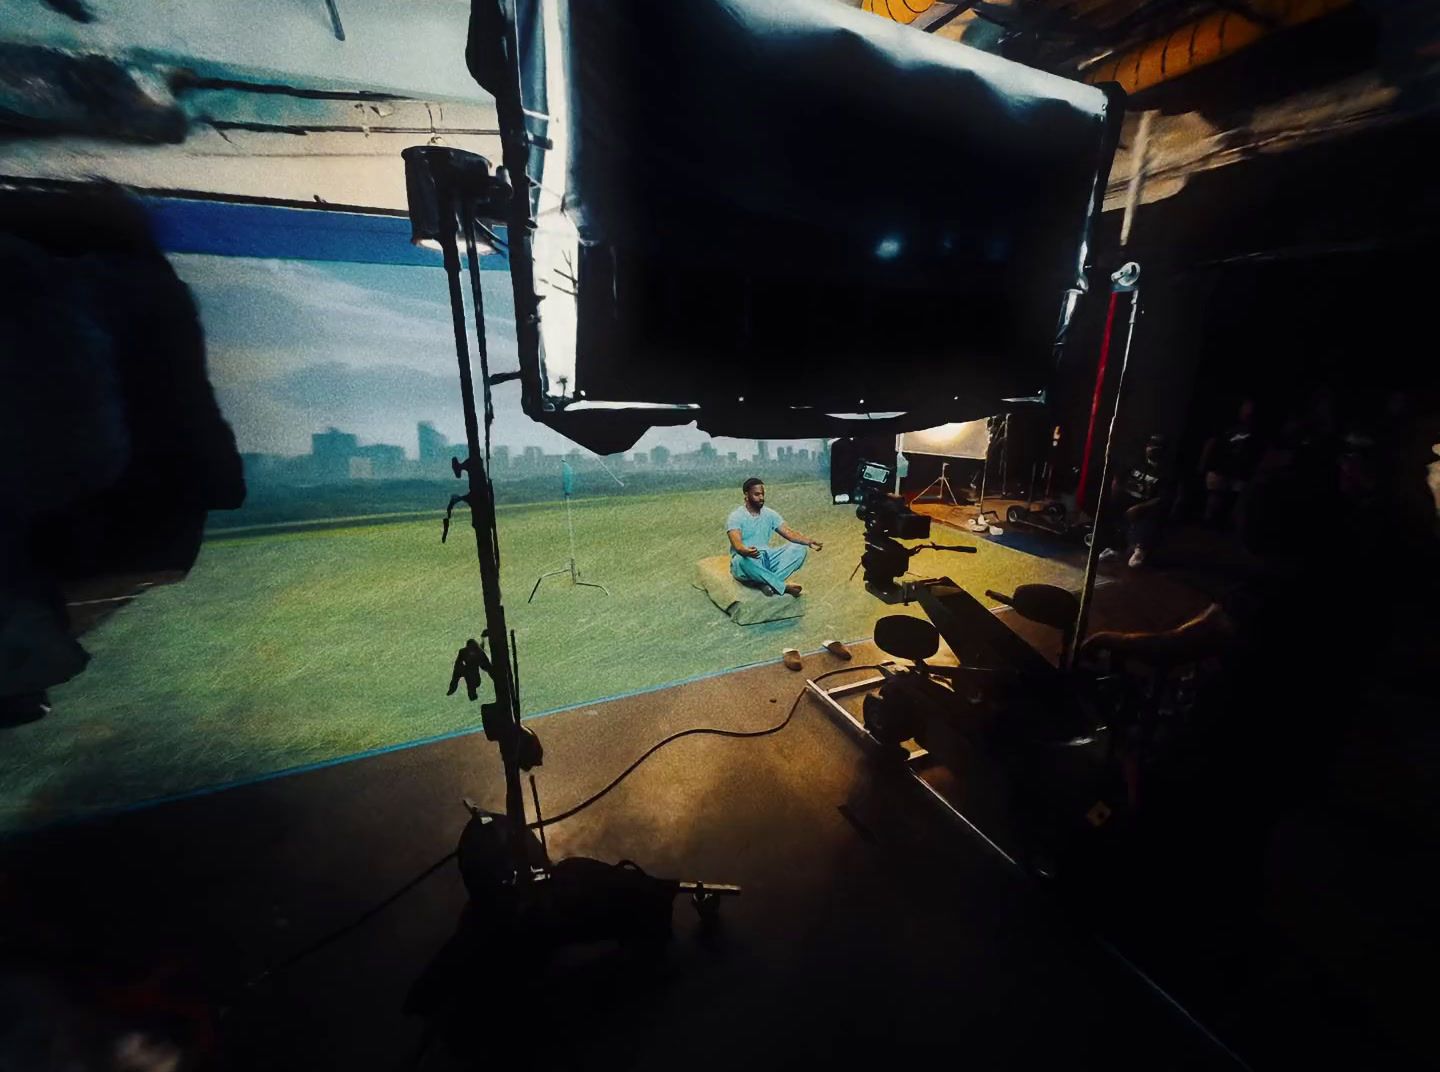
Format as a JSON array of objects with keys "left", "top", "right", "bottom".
[
  {"left": 851, "top": 460, "right": 930, "bottom": 540},
  {"left": 844, "top": 459, "right": 982, "bottom": 602}
]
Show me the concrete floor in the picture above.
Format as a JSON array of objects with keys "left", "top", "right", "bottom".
[{"left": 0, "top": 627, "right": 1244, "bottom": 1071}]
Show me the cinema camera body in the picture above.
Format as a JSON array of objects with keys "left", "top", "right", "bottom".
[{"left": 841, "top": 459, "right": 981, "bottom": 603}]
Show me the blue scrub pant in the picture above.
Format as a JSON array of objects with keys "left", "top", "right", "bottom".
[{"left": 731, "top": 543, "right": 808, "bottom": 594}]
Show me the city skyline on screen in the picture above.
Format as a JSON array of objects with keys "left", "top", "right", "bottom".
[{"left": 174, "top": 254, "right": 784, "bottom": 464}]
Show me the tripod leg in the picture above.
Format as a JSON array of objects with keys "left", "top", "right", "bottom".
[
  {"left": 565, "top": 495, "right": 579, "bottom": 568},
  {"left": 529, "top": 567, "right": 570, "bottom": 603},
  {"left": 913, "top": 476, "right": 943, "bottom": 503}
]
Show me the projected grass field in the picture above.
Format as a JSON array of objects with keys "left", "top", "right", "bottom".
[{"left": 5, "top": 482, "right": 1080, "bottom": 832}]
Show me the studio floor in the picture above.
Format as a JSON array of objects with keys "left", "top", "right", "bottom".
[{"left": 0, "top": 626, "right": 1241, "bottom": 1071}]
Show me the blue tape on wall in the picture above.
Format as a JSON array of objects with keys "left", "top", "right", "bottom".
[{"left": 141, "top": 196, "right": 508, "bottom": 269}]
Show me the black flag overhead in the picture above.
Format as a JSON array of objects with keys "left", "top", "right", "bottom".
[{"left": 469, "top": 0, "right": 1123, "bottom": 454}]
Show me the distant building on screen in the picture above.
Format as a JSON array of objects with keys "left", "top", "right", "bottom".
[
  {"left": 354, "top": 443, "right": 405, "bottom": 479},
  {"left": 418, "top": 421, "right": 450, "bottom": 463},
  {"left": 312, "top": 427, "right": 359, "bottom": 483}
]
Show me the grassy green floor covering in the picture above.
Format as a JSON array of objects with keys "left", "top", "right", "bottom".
[{"left": 3, "top": 482, "right": 1080, "bottom": 832}]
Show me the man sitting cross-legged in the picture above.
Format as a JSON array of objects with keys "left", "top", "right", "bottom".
[{"left": 725, "top": 477, "right": 822, "bottom": 597}]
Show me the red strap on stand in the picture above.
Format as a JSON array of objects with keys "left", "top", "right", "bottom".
[{"left": 1075, "top": 290, "right": 1120, "bottom": 509}]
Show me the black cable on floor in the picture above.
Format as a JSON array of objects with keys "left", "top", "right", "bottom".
[
  {"left": 528, "top": 664, "right": 884, "bottom": 830},
  {"left": 242, "top": 665, "right": 875, "bottom": 987},
  {"left": 243, "top": 849, "right": 457, "bottom": 991}
]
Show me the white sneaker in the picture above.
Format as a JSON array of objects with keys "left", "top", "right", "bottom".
[
  {"left": 1098, "top": 547, "right": 1118, "bottom": 562},
  {"left": 1128, "top": 547, "right": 1145, "bottom": 568}
]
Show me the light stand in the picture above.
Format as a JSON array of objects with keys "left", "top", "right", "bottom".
[
  {"left": 912, "top": 460, "right": 963, "bottom": 508},
  {"left": 998, "top": 414, "right": 1011, "bottom": 498},
  {"left": 402, "top": 145, "right": 737, "bottom": 962},
  {"left": 405, "top": 144, "right": 530, "bottom": 876},
  {"left": 968, "top": 418, "right": 1002, "bottom": 533},
  {"left": 529, "top": 463, "right": 610, "bottom": 602},
  {"left": 1069, "top": 262, "right": 1142, "bottom": 669}
]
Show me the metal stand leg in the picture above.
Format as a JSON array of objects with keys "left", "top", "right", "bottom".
[
  {"left": 913, "top": 461, "right": 962, "bottom": 507},
  {"left": 968, "top": 427, "right": 999, "bottom": 532},
  {"left": 529, "top": 494, "right": 610, "bottom": 602},
  {"left": 999, "top": 414, "right": 1010, "bottom": 498}
]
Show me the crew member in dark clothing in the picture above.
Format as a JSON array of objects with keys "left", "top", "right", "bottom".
[
  {"left": 1098, "top": 432, "right": 1171, "bottom": 568},
  {"left": 1079, "top": 459, "right": 1440, "bottom": 1063},
  {"left": 1199, "top": 397, "right": 1263, "bottom": 528}
]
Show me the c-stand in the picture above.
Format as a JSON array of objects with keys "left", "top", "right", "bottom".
[{"left": 403, "top": 145, "right": 738, "bottom": 976}]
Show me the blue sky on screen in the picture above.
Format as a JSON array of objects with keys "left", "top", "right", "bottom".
[{"left": 175, "top": 255, "right": 790, "bottom": 462}]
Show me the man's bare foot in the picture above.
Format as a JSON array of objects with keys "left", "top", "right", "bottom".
[{"left": 785, "top": 583, "right": 803, "bottom": 596}]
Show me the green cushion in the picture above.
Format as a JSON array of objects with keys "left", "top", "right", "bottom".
[{"left": 694, "top": 555, "right": 807, "bottom": 626}]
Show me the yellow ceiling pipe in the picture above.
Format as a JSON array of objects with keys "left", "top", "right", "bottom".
[
  {"left": 861, "top": 0, "right": 940, "bottom": 27},
  {"left": 1084, "top": 0, "right": 1353, "bottom": 95}
]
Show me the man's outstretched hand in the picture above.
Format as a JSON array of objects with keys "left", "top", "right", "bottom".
[{"left": 810, "top": 539, "right": 824, "bottom": 551}]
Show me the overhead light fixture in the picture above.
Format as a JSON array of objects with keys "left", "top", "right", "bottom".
[{"left": 402, "top": 145, "right": 507, "bottom": 254}]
